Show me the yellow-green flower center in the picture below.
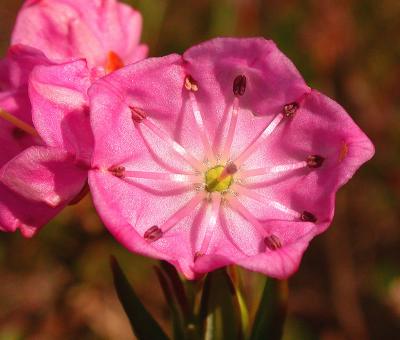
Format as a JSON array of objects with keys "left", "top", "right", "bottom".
[{"left": 205, "top": 165, "right": 233, "bottom": 192}]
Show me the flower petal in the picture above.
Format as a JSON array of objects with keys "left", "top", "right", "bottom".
[
  {"left": 182, "top": 37, "right": 310, "bottom": 153},
  {"left": 194, "top": 220, "right": 316, "bottom": 279},
  {"left": 1, "top": 146, "right": 87, "bottom": 207},
  {"left": 0, "top": 182, "right": 61, "bottom": 237},
  {"left": 89, "top": 54, "right": 188, "bottom": 169},
  {"left": 89, "top": 171, "right": 195, "bottom": 266},
  {"left": 12, "top": 0, "right": 147, "bottom": 68},
  {"left": 29, "top": 59, "right": 93, "bottom": 160},
  {"left": 241, "top": 90, "right": 374, "bottom": 233}
]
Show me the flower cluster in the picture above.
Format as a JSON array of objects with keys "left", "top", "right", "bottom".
[{"left": 0, "top": 0, "right": 374, "bottom": 278}]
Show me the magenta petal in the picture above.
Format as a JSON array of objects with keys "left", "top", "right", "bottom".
[
  {"left": 233, "top": 221, "right": 316, "bottom": 278},
  {"left": 182, "top": 38, "right": 309, "bottom": 149},
  {"left": 6, "top": 44, "right": 51, "bottom": 89},
  {"left": 193, "top": 221, "right": 316, "bottom": 279},
  {"left": 88, "top": 171, "right": 176, "bottom": 261},
  {"left": 29, "top": 59, "right": 93, "bottom": 160},
  {"left": 89, "top": 54, "right": 187, "bottom": 167},
  {"left": 1, "top": 146, "right": 87, "bottom": 207},
  {"left": 241, "top": 90, "right": 374, "bottom": 233},
  {"left": 12, "top": 0, "right": 147, "bottom": 68},
  {"left": 0, "top": 183, "right": 61, "bottom": 237},
  {"left": 0, "top": 44, "right": 51, "bottom": 125}
]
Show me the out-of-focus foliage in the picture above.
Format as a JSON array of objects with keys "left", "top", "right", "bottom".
[{"left": 1, "top": 0, "right": 399, "bottom": 338}]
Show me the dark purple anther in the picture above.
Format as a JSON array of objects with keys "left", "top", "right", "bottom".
[
  {"left": 283, "top": 102, "right": 298, "bottom": 117},
  {"left": 226, "top": 162, "right": 238, "bottom": 175},
  {"left": 144, "top": 225, "right": 163, "bottom": 241},
  {"left": 306, "top": 155, "right": 325, "bottom": 168},
  {"left": 233, "top": 75, "right": 246, "bottom": 96},
  {"left": 130, "top": 106, "right": 147, "bottom": 123},
  {"left": 264, "top": 234, "right": 282, "bottom": 250},
  {"left": 108, "top": 165, "right": 125, "bottom": 178},
  {"left": 301, "top": 211, "right": 317, "bottom": 223}
]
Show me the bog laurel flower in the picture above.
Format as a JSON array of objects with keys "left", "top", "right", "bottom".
[
  {"left": 88, "top": 38, "right": 374, "bottom": 278},
  {"left": 0, "top": 0, "right": 147, "bottom": 236},
  {"left": 0, "top": 46, "right": 58, "bottom": 236},
  {"left": 0, "top": 45, "right": 92, "bottom": 236},
  {"left": 12, "top": 0, "right": 147, "bottom": 73}
]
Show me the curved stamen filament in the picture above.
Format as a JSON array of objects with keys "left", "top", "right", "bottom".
[
  {"left": 189, "top": 92, "right": 215, "bottom": 163},
  {"left": 161, "top": 192, "right": 205, "bottom": 233},
  {"left": 232, "top": 185, "right": 300, "bottom": 218},
  {"left": 221, "top": 97, "right": 240, "bottom": 161},
  {"left": 197, "top": 193, "right": 221, "bottom": 256},
  {"left": 141, "top": 117, "right": 204, "bottom": 171},
  {"left": 0, "top": 109, "right": 39, "bottom": 137},
  {"left": 234, "top": 113, "right": 284, "bottom": 167},
  {"left": 239, "top": 161, "right": 308, "bottom": 179},
  {"left": 226, "top": 195, "right": 266, "bottom": 236},
  {"left": 124, "top": 170, "right": 201, "bottom": 183}
]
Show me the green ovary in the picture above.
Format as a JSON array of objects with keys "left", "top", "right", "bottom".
[{"left": 205, "top": 165, "right": 233, "bottom": 192}]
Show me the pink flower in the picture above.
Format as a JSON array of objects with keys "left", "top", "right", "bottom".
[
  {"left": 1, "top": 0, "right": 147, "bottom": 236},
  {"left": 88, "top": 37, "right": 373, "bottom": 279},
  {"left": 12, "top": 0, "right": 147, "bottom": 73},
  {"left": 0, "top": 45, "right": 92, "bottom": 236}
]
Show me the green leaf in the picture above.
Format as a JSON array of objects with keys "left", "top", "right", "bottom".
[
  {"left": 228, "top": 267, "right": 250, "bottom": 336},
  {"left": 158, "top": 261, "right": 201, "bottom": 340},
  {"left": 160, "top": 261, "right": 191, "bottom": 319},
  {"left": 110, "top": 256, "right": 169, "bottom": 340},
  {"left": 249, "top": 278, "right": 288, "bottom": 340},
  {"left": 199, "top": 269, "right": 244, "bottom": 340},
  {"left": 154, "top": 266, "right": 186, "bottom": 340}
]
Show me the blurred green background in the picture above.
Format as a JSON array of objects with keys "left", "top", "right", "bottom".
[{"left": 1, "top": 0, "right": 399, "bottom": 339}]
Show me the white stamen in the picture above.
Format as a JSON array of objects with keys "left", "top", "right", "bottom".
[
  {"left": 161, "top": 192, "right": 205, "bottom": 233},
  {"left": 221, "top": 97, "right": 240, "bottom": 162},
  {"left": 189, "top": 92, "right": 215, "bottom": 162},
  {"left": 234, "top": 113, "right": 284, "bottom": 167},
  {"left": 226, "top": 195, "right": 266, "bottom": 236},
  {"left": 141, "top": 117, "right": 204, "bottom": 171},
  {"left": 197, "top": 193, "right": 221, "bottom": 255},
  {"left": 239, "top": 161, "right": 308, "bottom": 178},
  {"left": 232, "top": 185, "right": 300, "bottom": 218},
  {"left": 124, "top": 170, "right": 201, "bottom": 183}
]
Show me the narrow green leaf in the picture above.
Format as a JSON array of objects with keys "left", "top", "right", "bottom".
[
  {"left": 249, "top": 278, "right": 288, "bottom": 340},
  {"left": 160, "top": 261, "right": 191, "bottom": 318},
  {"left": 199, "top": 269, "right": 244, "bottom": 340},
  {"left": 158, "top": 261, "right": 201, "bottom": 339},
  {"left": 154, "top": 266, "right": 185, "bottom": 340},
  {"left": 228, "top": 266, "right": 250, "bottom": 336},
  {"left": 110, "top": 256, "right": 169, "bottom": 340}
]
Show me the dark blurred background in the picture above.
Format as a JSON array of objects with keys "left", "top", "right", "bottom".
[{"left": 0, "top": 0, "right": 399, "bottom": 339}]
